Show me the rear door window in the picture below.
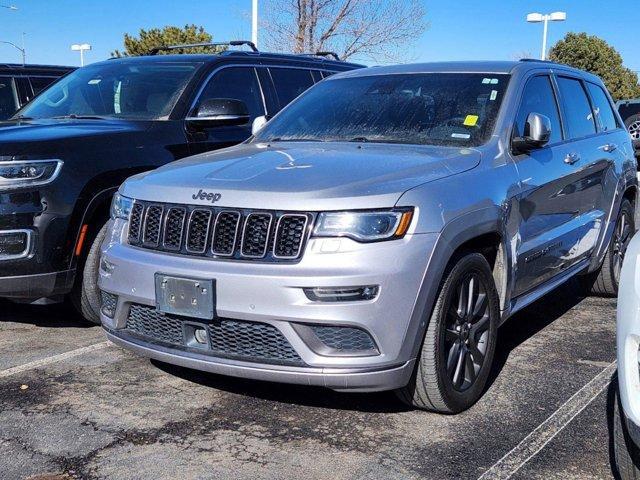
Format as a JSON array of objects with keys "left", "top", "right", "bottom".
[
  {"left": 29, "top": 76, "right": 57, "bottom": 96},
  {"left": 269, "top": 68, "right": 314, "bottom": 107},
  {"left": 515, "top": 75, "right": 563, "bottom": 145},
  {"left": 556, "top": 76, "right": 597, "bottom": 139},
  {"left": 197, "top": 66, "right": 265, "bottom": 119},
  {"left": 0, "top": 77, "right": 18, "bottom": 119},
  {"left": 586, "top": 82, "right": 619, "bottom": 132}
]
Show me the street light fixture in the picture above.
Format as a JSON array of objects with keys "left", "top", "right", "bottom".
[
  {"left": 71, "top": 43, "right": 91, "bottom": 66},
  {"left": 0, "top": 4, "right": 17, "bottom": 10},
  {"left": 526, "top": 11, "right": 567, "bottom": 60}
]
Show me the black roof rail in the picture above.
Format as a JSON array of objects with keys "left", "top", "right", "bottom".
[
  {"left": 298, "top": 51, "right": 341, "bottom": 61},
  {"left": 149, "top": 40, "right": 258, "bottom": 55},
  {"left": 519, "top": 58, "right": 558, "bottom": 64}
]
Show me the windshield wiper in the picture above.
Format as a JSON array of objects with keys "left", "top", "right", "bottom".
[
  {"left": 52, "top": 114, "right": 107, "bottom": 120},
  {"left": 268, "top": 137, "right": 324, "bottom": 143},
  {"left": 11, "top": 114, "right": 33, "bottom": 121},
  {"left": 348, "top": 136, "right": 370, "bottom": 143}
]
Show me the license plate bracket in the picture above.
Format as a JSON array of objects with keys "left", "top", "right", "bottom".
[{"left": 155, "top": 274, "right": 215, "bottom": 320}]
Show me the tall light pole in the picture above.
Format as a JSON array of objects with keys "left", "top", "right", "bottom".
[
  {"left": 251, "top": 0, "right": 258, "bottom": 48},
  {"left": 0, "top": 4, "right": 23, "bottom": 64},
  {"left": 526, "top": 11, "right": 566, "bottom": 60},
  {"left": 71, "top": 43, "right": 91, "bottom": 66}
]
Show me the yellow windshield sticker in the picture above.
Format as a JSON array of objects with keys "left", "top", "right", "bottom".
[{"left": 463, "top": 115, "right": 479, "bottom": 127}]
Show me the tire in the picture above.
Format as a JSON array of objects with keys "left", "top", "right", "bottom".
[
  {"left": 625, "top": 114, "right": 640, "bottom": 142},
  {"left": 396, "top": 253, "right": 499, "bottom": 413},
  {"left": 614, "top": 388, "right": 640, "bottom": 479},
  {"left": 70, "top": 222, "right": 108, "bottom": 324},
  {"left": 588, "top": 198, "right": 634, "bottom": 297}
]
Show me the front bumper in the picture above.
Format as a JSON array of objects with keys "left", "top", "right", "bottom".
[{"left": 99, "top": 219, "right": 436, "bottom": 392}]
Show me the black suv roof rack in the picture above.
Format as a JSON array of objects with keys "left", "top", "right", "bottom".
[
  {"left": 298, "top": 51, "right": 341, "bottom": 61},
  {"left": 519, "top": 58, "right": 559, "bottom": 64},
  {"left": 149, "top": 40, "right": 258, "bottom": 55}
]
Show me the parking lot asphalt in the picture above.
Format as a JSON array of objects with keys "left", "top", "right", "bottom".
[{"left": 0, "top": 280, "right": 619, "bottom": 480}]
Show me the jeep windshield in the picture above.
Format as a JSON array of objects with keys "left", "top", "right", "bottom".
[
  {"left": 254, "top": 73, "right": 509, "bottom": 147},
  {"left": 15, "top": 61, "right": 200, "bottom": 121}
]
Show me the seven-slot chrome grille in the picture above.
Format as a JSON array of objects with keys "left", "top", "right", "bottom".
[{"left": 127, "top": 200, "right": 312, "bottom": 262}]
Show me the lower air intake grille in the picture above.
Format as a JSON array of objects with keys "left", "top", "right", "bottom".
[
  {"left": 310, "top": 325, "right": 377, "bottom": 352},
  {"left": 124, "top": 304, "right": 304, "bottom": 366}
]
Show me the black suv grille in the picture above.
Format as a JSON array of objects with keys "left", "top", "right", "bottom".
[
  {"left": 125, "top": 304, "right": 304, "bottom": 366},
  {"left": 128, "top": 201, "right": 312, "bottom": 262}
]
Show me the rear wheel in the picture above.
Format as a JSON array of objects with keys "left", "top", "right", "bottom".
[
  {"left": 588, "top": 198, "right": 634, "bottom": 297},
  {"left": 396, "top": 253, "right": 499, "bottom": 413},
  {"left": 70, "top": 222, "right": 108, "bottom": 324}
]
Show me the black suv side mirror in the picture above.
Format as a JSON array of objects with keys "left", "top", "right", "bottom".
[
  {"left": 187, "top": 98, "right": 250, "bottom": 128},
  {"left": 512, "top": 112, "right": 552, "bottom": 154}
]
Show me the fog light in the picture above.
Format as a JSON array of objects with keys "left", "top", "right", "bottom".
[
  {"left": 0, "top": 229, "right": 31, "bottom": 260},
  {"left": 194, "top": 328, "right": 208, "bottom": 344},
  {"left": 100, "top": 291, "right": 118, "bottom": 318},
  {"left": 304, "top": 285, "right": 379, "bottom": 302}
]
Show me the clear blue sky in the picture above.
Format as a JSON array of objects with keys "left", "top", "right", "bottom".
[{"left": 1, "top": 0, "right": 638, "bottom": 73}]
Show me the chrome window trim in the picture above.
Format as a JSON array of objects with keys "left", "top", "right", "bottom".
[
  {"left": 0, "top": 159, "right": 64, "bottom": 190},
  {"left": 185, "top": 208, "right": 212, "bottom": 254},
  {"left": 240, "top": 212, "right": 273, "bottom": 258},
  {"left": 142, "top": 204, "right": 164, "bottom": 246},
  {"left": 273, "top": 213, "right": 309, "bottom": 259},
  {"left": 189, "top": 63, "right": 339, "bottom": 116},
  {"left": 0, "top": 228, "right": 32, "bottom": 260},
  {"left": 211, "top": 210, "right": 241, "bottom": 257},
  {"left": 161, "top": 206, "right": 187, "bottom": 250}
]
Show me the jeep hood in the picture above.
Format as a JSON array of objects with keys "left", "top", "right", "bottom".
[
  {"left": 121, "top": 142, "right": 481, "bottom": 210},
  {"left": 0, "top": 118, "right": 152, "bottom": 156}
]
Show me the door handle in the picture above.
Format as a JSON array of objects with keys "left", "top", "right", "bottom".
[
  {"left": 564, "top": 153, "right": 581, "bottom": 165},
  {"left": 603, "top": 143, "right": 618, "bottom": 153}
]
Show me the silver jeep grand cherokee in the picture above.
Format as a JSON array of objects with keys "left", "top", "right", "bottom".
[{"left": 99, "top": 61, "right": 636, "bottom": 413}]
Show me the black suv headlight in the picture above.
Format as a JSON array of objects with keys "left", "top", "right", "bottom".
[
  {"left": 110, "top": 193, "right": 134, "bottom": 220},
  {"left": 0, "top": 160, "right": 63, "bottom": 190},
  {"left": 313, "top": 208, "right": 413, "bottom": 242}
]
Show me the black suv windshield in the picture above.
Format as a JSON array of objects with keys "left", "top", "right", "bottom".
[
  {"left": 16, "top": 61, "right": 200, "bottom": 120},
  {"left": 254, "top": 73, "right": 510, "bottom": 147}
]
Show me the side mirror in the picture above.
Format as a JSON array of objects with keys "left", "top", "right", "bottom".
[
  {"left": 252, "top": 115, "right": 268, "bottom": 136},
  {"left": 186, "top": 98, "right": 250, "bottom": 128},
  {"left": 512, "top": 112, "right": 552, "bottom": 154}
]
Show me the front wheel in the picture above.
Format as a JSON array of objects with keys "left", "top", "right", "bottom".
[
  {"left": 396, "top": 253, "right": 499, "bottom": 413},
  {"left": 614, "top": 387, "right": 640, "bottom": 479},
  {"left": 70, "top": 222, "right": 108, "bottom": 324}
]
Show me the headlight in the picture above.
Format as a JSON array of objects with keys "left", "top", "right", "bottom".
[
  {"left": 313, "top": 208, "right": 413, "bottom": 242},
  {"left": 0, "top": 160, "right": 63, "bottom": 190},
  {"left": 110, "top": 193, "right": 134, "bottom": 220}
]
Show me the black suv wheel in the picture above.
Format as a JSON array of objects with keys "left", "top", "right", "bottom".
[{"left": 397, "top": 253, "right": 499, "bottom": 413}]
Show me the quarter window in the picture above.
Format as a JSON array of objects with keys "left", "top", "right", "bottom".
[
  {"left": 269, "top": 68, "right": 314, "bottom": 107},
  {"left": 556, "top": 77, "right": 597, "bottom": 139},
  {"left": 515, "top": 75, "right": 563, "bottom": 144},
  {"left": 197, "top": 67, "right": 264, "bottom": 119},
  {"left": 586, "top": 82, "right": 619, "bottom": 132}
]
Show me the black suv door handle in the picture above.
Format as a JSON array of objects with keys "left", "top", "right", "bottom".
[
  {"left": 564, "top": 153, "right": 581, "bottom": 165},
  {"left": 603, "top": 143, "right": 618, "bottom": 153}
]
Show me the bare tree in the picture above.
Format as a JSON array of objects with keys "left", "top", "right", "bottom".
[{"left": 262, "top": 0, "right": 427, "bottom": 62}]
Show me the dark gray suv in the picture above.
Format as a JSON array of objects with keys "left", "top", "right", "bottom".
[{"left": 99, "top": 60, "right": 636, "bottom": 413}]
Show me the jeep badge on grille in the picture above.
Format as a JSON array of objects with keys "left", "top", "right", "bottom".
[{"left": 192, "top": 190, "right": 222, "bottom": 203}]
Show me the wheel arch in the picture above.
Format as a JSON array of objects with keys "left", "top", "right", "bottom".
[{"left": 400, "top": 206, "right": 509, "bottom": 363}]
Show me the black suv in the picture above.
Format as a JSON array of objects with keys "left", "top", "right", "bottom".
[
  {"left": 0, "top": 63, "right": 75, "bottom": 120},
  {"left": 0, "top": 42, "right": 362, "bottom": 322},
  {"left": 617, "top": 98, "right": 640, "bottom": 157}
]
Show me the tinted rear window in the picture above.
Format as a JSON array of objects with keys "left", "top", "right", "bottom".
[
  {"left": 586, "top": 83, "right": 618, "bottom": 132},
  {"left": 556, "top": 77, "right": 597, "bottom": 139},
  {"left": 270, "top": 68, "right": 314, "bottom": 107}
]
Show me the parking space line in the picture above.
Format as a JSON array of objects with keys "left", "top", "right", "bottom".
[
  {"left": 478, "top": 361, "right": 617, "bottom": 480},
  {"left": 0, "top": 341, "right": 111, "bottom": 379}
]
